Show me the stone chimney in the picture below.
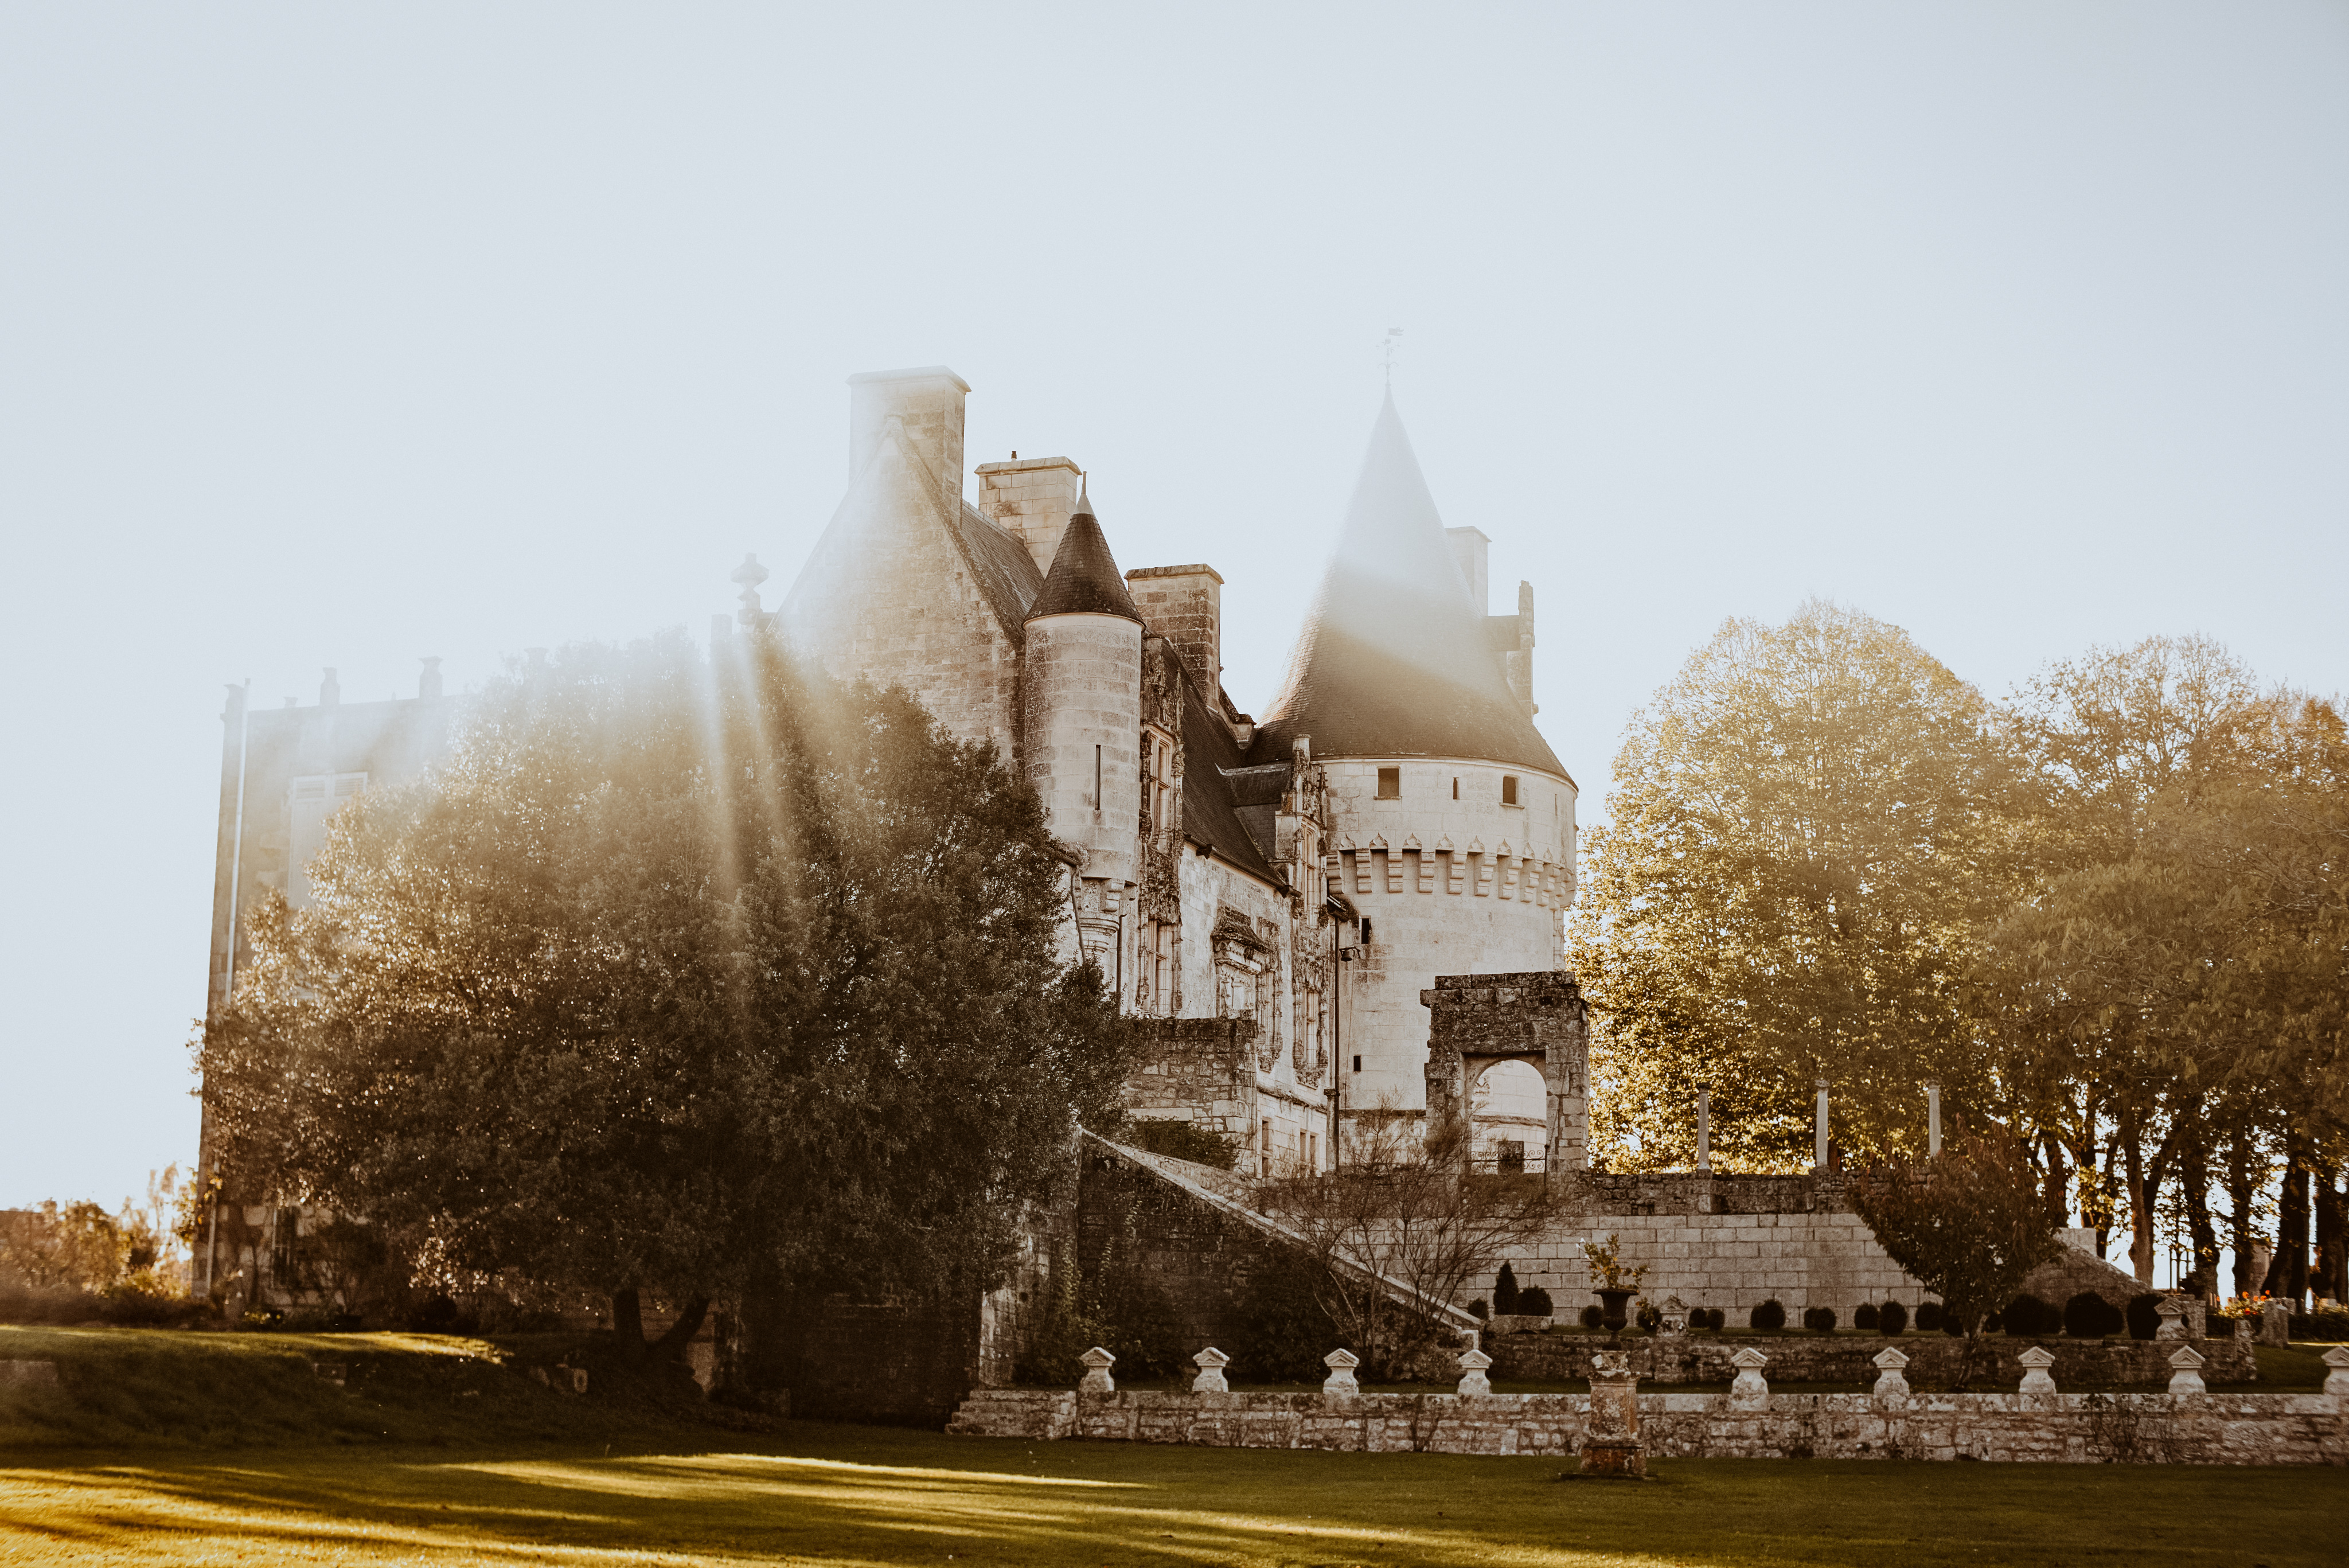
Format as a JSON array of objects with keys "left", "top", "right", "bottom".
[
  {"left": 848, "top": 366, "right": 969, "bottom": 519},
  {"left": 976, "top": 455, "right": 1084, "bottom": 574},
  {"left": 419, "top": 657, "right": 443, "bottom": 700},
  {"left": 1125, "top": 564, "right": 1224, "bottom": 696},
  {"left": 1446, "top": 526, "right": 1489, "bottom": 611}
]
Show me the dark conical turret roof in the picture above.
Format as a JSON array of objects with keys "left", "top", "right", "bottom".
[
  {"left": 1251, "top": 392, "right": 1564, "bottom": 775},
  {"left": 1025, "top": 478, "right": 1142, "bottom": 623}
]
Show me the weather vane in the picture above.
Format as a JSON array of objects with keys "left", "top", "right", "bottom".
[{"left": 1382, "top": 326, "right": 1403, "bottom": 385}]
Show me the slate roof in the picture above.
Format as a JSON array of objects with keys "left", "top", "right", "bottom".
[
  {"left": 1179, "top": 673, "right": 1282, "bottom": 884},
  {"left": 1249, "top": 392, "right": 1567, "bottom": 779},
  {"left": 1025, "top": 486, "right": 1142, "bottom": 623},
  {"left": 953, "top": 501, "right": 1045, "bottom": 639}
]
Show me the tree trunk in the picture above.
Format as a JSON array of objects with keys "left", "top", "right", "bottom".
[
  {"left": 2122, "top": 1115, "right": 2155, "bottom": 1286},
  {"left": 2040, "top": 1128, "right": 2070, "bottom": 1227},
  {"left": 612, "top": 1286, "right": 647, "bottom": 1365},
  {"left": 2225, "top": 1135, "right": 2256, "bottom": 1300},
  {"left": 2313, "top": 1157, "right": 2346, "bottom": 1306},
  {"left": 651, "top": 1296, "right": 712, "bottom": 1361},
  {"left": 2180, "top": 1109, "right": 2218, "bottom": 1294},
  {"left": 2263, "top": 1133, "right": 2312, "bottom": 1308}
]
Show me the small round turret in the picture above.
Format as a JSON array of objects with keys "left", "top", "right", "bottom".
[{"left": 1022, "top": 479, "right": 1144, "bottom": 890}]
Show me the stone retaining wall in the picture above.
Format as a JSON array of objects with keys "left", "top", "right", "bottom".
[
  {"left": 1488, "top": 1331, "right": 2258, "bottom": 1388},
  {"left": 947, "top": 1386, "right": 2346, "bottom": 1466}
]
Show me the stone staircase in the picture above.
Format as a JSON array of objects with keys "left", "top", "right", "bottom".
[{"left": 947, "top": 1387, "right": 1076, "bottom": 1439}]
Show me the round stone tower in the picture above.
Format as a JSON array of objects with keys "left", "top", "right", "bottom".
[
  {"left": 1250, "top": 392, "right": 1578, "bottom": 1163},
  {"left": 1022, "top": 479, "right": 1144, "bottom": 977}
]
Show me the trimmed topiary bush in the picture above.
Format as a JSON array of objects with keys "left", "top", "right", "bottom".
[
  {"left": 1879, "top": 1300, "right": 1909, "bottom": 1336},
  {"left": 2125, "top": 1293, "right": 2163, "bottom": 1341},
  {"left": 1579, "top": 1304, "right": 1605, "bottom": 1330},
  {"left": 2001, "top": 1293, "right": 2055, "bottom": 1337},
  {"left": 1493, "top": 1263, "right": 1520, "bottom": 1317},
  {"left": 2064, "top": 1290, "right": 2125, "bottom": 1339},
  {"left": 1751, "top": 1298, "right": 1786, "bottom": 1331},
  {"left": 1468, "top": 1298, "right": 1489, "bottom": 1320},
  {"left": 1517, "top": 1286, "right": 1552, "bottom": 1318},
  {"left": 1915, "top": 1300, "right": 1943, "bottom": 1333},
  {"left": 1802, "top": 1306, "right": 1837, "bottom": 1333},
  {"left": 1854, "top": 1302, "right": 1879, "bottom": 1332}
]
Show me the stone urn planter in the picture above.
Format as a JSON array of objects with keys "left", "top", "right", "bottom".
[{"left": 1597, "top": 1289, "right": 1637, "bottom": 1333}]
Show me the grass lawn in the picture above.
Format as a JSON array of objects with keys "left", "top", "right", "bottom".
[
  {"left": 5, "top": 1423, "right": 2348, "bottom": 1567},
  {"left": 5, "top": 1327, "right": 2345, "bottom": 1565}
]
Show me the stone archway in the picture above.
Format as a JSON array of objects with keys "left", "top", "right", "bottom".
[{"left": 1419, "top": 971, "right": 1590, "bottom": 1175}]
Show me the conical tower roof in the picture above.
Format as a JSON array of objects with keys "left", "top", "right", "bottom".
[
  {"left": 1253, "top": 393, "right": 1564, "bottom": 775},
  {"left": 1025, "top": 478, "right": 1142, "bottom": 623}
]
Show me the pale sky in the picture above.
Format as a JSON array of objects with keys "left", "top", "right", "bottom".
[{"left": 3, "top": 3, "right": 2344, "bottom": 1215}]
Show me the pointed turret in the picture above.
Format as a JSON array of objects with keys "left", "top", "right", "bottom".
[
  {"left": 1025, "top": 478, "right": 1142, "bottom": 624},
  {"left": 1253, "top": 393, "right": 1562, "bottom": 775}
]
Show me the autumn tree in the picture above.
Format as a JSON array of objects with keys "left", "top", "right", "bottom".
[
  {"left": 1570, "top": 600, "right": 2026, "bottom": 1171},
  {"left": 1846, "top": 1128, "right": 2061, "bottom": 1388},
  {"left": 200, "top": 630, "right": 1133, "bottom": 1358}
]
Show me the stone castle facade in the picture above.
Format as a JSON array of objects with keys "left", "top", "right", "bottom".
[{"left": 765, "top": 366, "right": 1582, "bottom": 1174}]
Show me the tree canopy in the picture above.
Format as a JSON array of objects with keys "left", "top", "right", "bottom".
[{"left": 200, "top": 631, "right": 1133, "bottom": 1348}]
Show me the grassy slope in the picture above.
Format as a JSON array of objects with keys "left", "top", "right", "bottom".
[{"left": 2, "top": 1425, "right": 2346, "bottom": 1567}]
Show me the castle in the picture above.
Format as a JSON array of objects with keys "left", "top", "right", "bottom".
[{"left": 762, "top": 366, "right": 1583, "bottom": 1174}]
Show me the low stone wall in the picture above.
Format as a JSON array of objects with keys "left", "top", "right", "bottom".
[
  {"left": 948, "top": 1386, "right": 2347, "bottom": 1466},
  {"left": 1489, "top": 1331, "right": 2258, "bottom": 1388}
]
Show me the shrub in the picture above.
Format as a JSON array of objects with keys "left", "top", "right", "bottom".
[
  {"left": 1802, "top": 1306, "right": 1837, "bottom": 1333},
  {"left": 1517, "top": 1286, "right": 1552, "bottom": 1318},
  {"left": 1121, "top": 1119, "right": 1240, "bottom": 1171},
  {"left": 1750, "top": 1299, "right": 1786, "bottom": 1331},
  {"left": 1635, "top": 1300, "right": 1661, "bottom": 1332},
  {"left": 1705, "top": 1307, "right": 1727, "bottom": 1330},
  {"left": 1468, "top": 1298, "right": 1489, "bottom": 1320},
  {"left": 2125, "top": 1293, "right": 2163, "bottom": 1341},
  {"left": 1579, "top": 1304, "right": 1605, "bottom": 1330},
  {"left": 2288, "top": 1306, "right": 2349, "bottom": 1341},
  {"left": 1879, "top": 1300, "right": 1909, "bottom": 1336},
  {"left": 2001, "top": 1293, "right": 2055, "bottom": 1337},
  {"left": 1492, "top": 1264, "right": 1520, "bottom": 1316},
  {"left": 1915, "top": 1300, "right": 1943, "bottom": 1332},
  {"left": 95, "top": 1270, "right": 209, "bottom": 1328},
  {"left": 2063, "top": 1291, "right": 2125, "bottom": 1340},
  {"left": 1854, "top": 1302, "right": 1879, "bottom": 1332}
]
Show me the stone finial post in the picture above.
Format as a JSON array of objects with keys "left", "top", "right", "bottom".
[
  {"left": 2153, "top": 1294, "right": 2187, "bottom": 1342},
  {"left": 1871, "top": 1347, "right": 1911, "bottom": 1399},
  {"left": 1728, "top": 1346, "right": 1770, "bottom": 1408},
  {"left": 1456, "top": 1348, "right": 1495, "bottom": 1397},
  {"left": 1658, "top": 1296, "right": 1689, "bottom": 1337},
  {"left": 2016, "top": 1345, "right": 2058, "bottom": 1395},
  {"left": 1191, "top": 1347, "right": 1232, "bottom": 1394},
  {"left": 1322, "top": 1348, "right": 1361, "bottom": 1399},
  {"left": 2167, "top": 1345, "right": 2207, "bottom": 1396},
  {"left": 1580, "top": 1350, "right": 1645, "bottom": 1479},
  {"left": 2320, "top": 1346, "right": 2349, "bottom": 1397},
  {"left": 1078, "top": 1347, "right": 1117, "bottom": 1396}
]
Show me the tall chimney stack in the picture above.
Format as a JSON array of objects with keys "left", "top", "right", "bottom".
[
  {"left": 976, "top": 455, "right": 1084, "bottom": 574},
  {"left": 1125, "top": 564, "right": 1224, "bottom": 697},
  {"left": 848, "top": 366, "right": 969, "bottom": 521}
]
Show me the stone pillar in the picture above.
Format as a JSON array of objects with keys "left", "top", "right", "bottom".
[
  {"left": 2153, "top": 1294, "right": 2188, "bottom": 1342},
  {"left": 2321, "top": 1346, "right": 2349, "bottom": 1397},
  {"left": 1657, "top": 1296, "right": 1689, "bottom": 1337},
  {"left": 1078, "top": 1347, "right": 1117, "bottom": 1395},
  {"left": 2016, "top": 1345, "right": 2058, "bottom": 1395},
  {"left": 1579, "top": 1351, "right": 1644, "bottom": 1479},
  {"left": 2167, "top": 1345, "right": 2207, "bottom": 1397},
  {"left": 2260, "top": 1301, "right": 2291, "bottom": 1346},
  {"left": 1925, "top": 1082, "right": 1942, "bottom": 1157},
  {"left": 1728, "top": 1347, "right": 1770, "bottom": 1409},
  {"left": 1322, "top": 1349, "right": 1361, "bottom": 1400},
  {"left": 1871, "top": 1348, "right": 1911, "bottom": 1399},
  {"left": 1814, "top": 1081, "right": 1831, "bottom": 1171},
  {"left": 1191, "top": 1347, "right": 1231, "bottom": 1394},
  {"left": 1456, "top": 1348, "right": 1494, "bottom": 1397},
  {"left": 1696, "top": 1089, "right": 1711, "bottom": 1172}
]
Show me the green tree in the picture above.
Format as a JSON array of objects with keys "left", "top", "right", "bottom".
[
  {"left": 1845, "top": 1128, "right": 2061, "bottom": 1388},
  {"left": 0, "top": 1201, "right": 128, "bottom": 1291},
  {"left": 200, "top": 631, "right": 1132, "bottom": 1358},
  {"left": 1571, "top": 600, "right": 2026, "bottom": 1170}
]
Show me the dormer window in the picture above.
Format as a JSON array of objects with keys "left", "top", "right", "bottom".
[
  {"left": 1501, "top": 775, "right": 1519, "bottom": 806},
  {"left": 1376, "top": 767, "right": 1400, "bottom": 799}
]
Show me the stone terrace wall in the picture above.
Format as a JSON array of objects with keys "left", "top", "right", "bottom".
[
  {"left": 949, "top": 1387, "right": 2347, "bottom": 1466},
  {"left": 1123, "top": 1019, "right": 1257, "bottom": 1145},
  {"left": 1489, "top": 1330, "right": 2258, "bottom": 1388}
]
